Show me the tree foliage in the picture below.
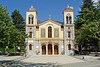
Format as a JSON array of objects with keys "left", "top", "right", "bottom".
[
  {"left": 0, "top": 4, "right": 26, "bottom": 54},
  {"left": 75, "top": 0, "right": 100, "bottom": 50},
  {"left": 11, "top": 9, "right": 25, "bottom": 31}
]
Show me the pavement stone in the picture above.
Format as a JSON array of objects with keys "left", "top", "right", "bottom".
[{"left": 0, "top": 55, "right": 100, "bottom": 67}]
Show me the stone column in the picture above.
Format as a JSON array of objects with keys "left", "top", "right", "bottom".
[
  {"left": 39, "top": 41, "right": 41, "bottom": 55},
  {"left": 65, "top": 41, "right": 67, "bottom": 55},
  {"left": 52, "top": 44, "right": 54, "bottom": 55},
  {"left": 26, "top": 45, "right": 28, "bottom": 56},
  {"left": 59, "top": 41, "right": 60, "bottom": 55},
  {"left": 46, "top": 44, "right": 48, "bottom": 55},
  {"left": 34, "top": 41, "right": 36, "bottom": 55}
]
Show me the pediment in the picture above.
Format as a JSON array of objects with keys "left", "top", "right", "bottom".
[{"left": 38, "top": 19, "right": 62, "bottom": 26}]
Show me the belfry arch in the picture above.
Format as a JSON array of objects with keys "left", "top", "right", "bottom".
[
  {"left": 66, "top": 13, "right": 72, "bottom": 24},
  {"left": 28, "top": 14, "right": 34, "bottom": 24}
]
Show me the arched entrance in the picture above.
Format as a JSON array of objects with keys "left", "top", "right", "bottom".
[
  {"left": 48, "top": 44, "right": 52, "bottom": 55},
  {"left": 42, "top": 45, "right": 46, "bottom": 55},
  {"left": 29, "top": 44, "right": 32, "bottom": 50},
  {"left": 54, "top": 45, "right": 58, "bottom": 55},
  {"left": 68, "top": 44, "right": 71, "bottom": 50}
]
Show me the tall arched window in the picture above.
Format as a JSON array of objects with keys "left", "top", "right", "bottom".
[
  {"left": 66, "top": 14, "right": 72, "bottom": 24},
  {"left": 68, "top": 31, "right": 71, "bottom": 38},
  {"left": 69, "top": 16, "right": 72, "bottom": 24},
  {"left": 48, "top": 26, "right": 52, "bottom": 38},
  {"left": 66, "top": 16, "right": 68, "bottom": 24},
  {"left": 29, "top": 32, "right": 32, "bottom": 38},
  {"left": 29, "top": 44, "right": 32, "bottom": 50},
  {"left": 68, "top": 44, "right": 71, "bottom": 50},
  {"left": 28, "top": 14, "right": 34, "bottom": 24}
]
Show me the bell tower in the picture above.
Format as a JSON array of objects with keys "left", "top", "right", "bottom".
[
  {"left": 26, "top": 5, "right": 37, "bottom": 26},
  {"left": 26, "top": 5, "right": 37, "bottom": 38},
  {"left": 63, "top": 5, "right": 75, "bottom": 55},
  {"left": 63, "top": 5, "right": 74, "bottom": 25}
]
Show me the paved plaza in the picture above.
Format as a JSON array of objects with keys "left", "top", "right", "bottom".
[
  {"left": 0, "top": 55, "right": 100, "bottom": 67},
  {"left": 21, "top": 55, "right": 84, "bottom": 64}
]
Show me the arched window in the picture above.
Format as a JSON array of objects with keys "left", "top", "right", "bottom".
[
  {"left": 66, "top": 14, "right": 72, "bottom": 24},
  {"left": 41, "top": 29, "right": 45, "bottom": 37},
  {"left": 29, "top": 44, "right": 32, "bottom": 50},
  {"left": 69, "top": 16, "right": 72, "bottom": 24},
  {"left": 28, "top": 14, "right": 34, "bottom": 24},
  {"left": 29, "top": 32, "right": 32, "bottom": 38},
  {"left": 66, "top": 16, "right": 68, "bottom": 24},
  {"left": 54, "top": 29, "right": 59, "bottom": 37},
  {"left": 68, "top": 44, "right": 71, "bottom": 50},
  {"left": 48, "top": 26, "right": 52, "bottom": 38},
  {"left": 68, "top": 31, "right": 71, "bottom": 38}
]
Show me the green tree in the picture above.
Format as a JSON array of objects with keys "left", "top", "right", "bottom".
[
  {"left": 11, "top": 9, "right": 25, "bottom": 31},
  {"left": 75, "top": 0, "right": 96, "bottom": 29},
  {"left": 10, "top": 28, "right": 26, "bottom": 55},
  {"left": 75, "top": 0, "right": 100, "bottom": 51},
  {"left": 0, "top": 5, "right": 26, "bottom": 55},
  {"left": 0, "top": 4, "right": 16, "bottom": 54},
  {"left": 11, "top": 9, "right": 26, "bottom": 54}
]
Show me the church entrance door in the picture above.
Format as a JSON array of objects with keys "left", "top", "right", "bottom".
[
  {"left": 42, "top": 45, "right": 46, "bottom": 55},
  {"left": 54, "top": 45, "right": 58, "bottom": 55},
  {"left": 48, "top": 44, "right": 52, "bottom": 55}
]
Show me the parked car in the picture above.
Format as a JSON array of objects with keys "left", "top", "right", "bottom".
[{"left": 95, "top": 52, "right": 98, "bottom": 56}]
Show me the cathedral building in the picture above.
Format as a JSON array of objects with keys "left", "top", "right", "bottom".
[{"left": 25, "top": 5, "right": 75, "bottom": 55}]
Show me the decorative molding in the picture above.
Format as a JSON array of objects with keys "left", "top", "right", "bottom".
[
  {"left": 38, "top": 20, "right": 62, "bottom": 26},
  {"left": 64, "top": 24, "right": 74, "bottom": 26},
  {"left": 26, "top": 24, "right": 37, "bottom": 27}
]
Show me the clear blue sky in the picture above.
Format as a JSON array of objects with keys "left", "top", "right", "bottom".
[{"left": 0, "top": 0, "right": 82, "bottom": 22}]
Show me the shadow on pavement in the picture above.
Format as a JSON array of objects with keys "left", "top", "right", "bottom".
[{"left": 0, "top": 60, "right": 58, "bottom": 67}]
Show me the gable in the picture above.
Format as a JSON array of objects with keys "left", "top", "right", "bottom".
[{"left": 38, "top": 19, "right": 62, "bottom": 26}]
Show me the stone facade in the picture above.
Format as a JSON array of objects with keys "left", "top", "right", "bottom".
[{"left": 25, "top": 5, "right": 75, "bottom": 56}]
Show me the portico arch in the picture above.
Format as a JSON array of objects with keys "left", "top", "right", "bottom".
[
  {"left": 41, "top": 43, "right": 46, "bottom": 55},
  {"left": 48, "top": 44, "right": 52, "bottom": 55},
  {"left": 54, "top": 43, "right": 59, "bottom": 55}
]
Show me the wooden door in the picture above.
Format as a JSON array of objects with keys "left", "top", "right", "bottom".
[
  {"left": 54, "top": 45, "right": 58, "bottom": 55},
  {"left": 48, "top": 44, "right": 52, "bottom": 55},
  {"left": 42, "top": 45, "right": 46, "bottom": 55}
]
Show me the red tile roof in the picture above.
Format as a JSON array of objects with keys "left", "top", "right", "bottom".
[
  {"left": 38, "top": 19, "right": 62, "bottom": 25},
  {"left": 64, "top": 7, "right": 72, "bottom": 10},
  {"left": 28, "top": 8, "right": 36, "bottom": 11}
]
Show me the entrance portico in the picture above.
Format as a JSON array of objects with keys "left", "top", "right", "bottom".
[{"left": 41, "top": 43, "right": 59, "bottom": 55}]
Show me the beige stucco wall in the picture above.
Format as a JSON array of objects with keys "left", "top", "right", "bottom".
[
  {"left": 36, "top": 21, "right": 63, "bottom": 39},
  {"left": 26, "top": 11, "right": 37, "bottom": 25},
  {"left": 64, "top": 11, "right": 74, "bottom": 25}
]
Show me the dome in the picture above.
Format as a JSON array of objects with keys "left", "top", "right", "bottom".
[
  {"left": 27, "top": 5, "right": 36, "bottom": 11},
  {"left": 64, "top": 5, "right": 73, "bottom": 11},
  {"left": 28, "top": 8, "right": 35, "bottom": 11},
  {"left": 64, "top": 7, "right": 72, "bottom": 10}
]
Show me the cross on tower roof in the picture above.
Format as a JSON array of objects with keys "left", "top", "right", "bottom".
[
  {"left": 31, "top": 4, "right": 33, "bottom": 8},
  {"left": 49, "top": 14, "right": 51, "bottom": 19},
  {"left": 67, "top": 4, "right": 69, "bottom": 8}
]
